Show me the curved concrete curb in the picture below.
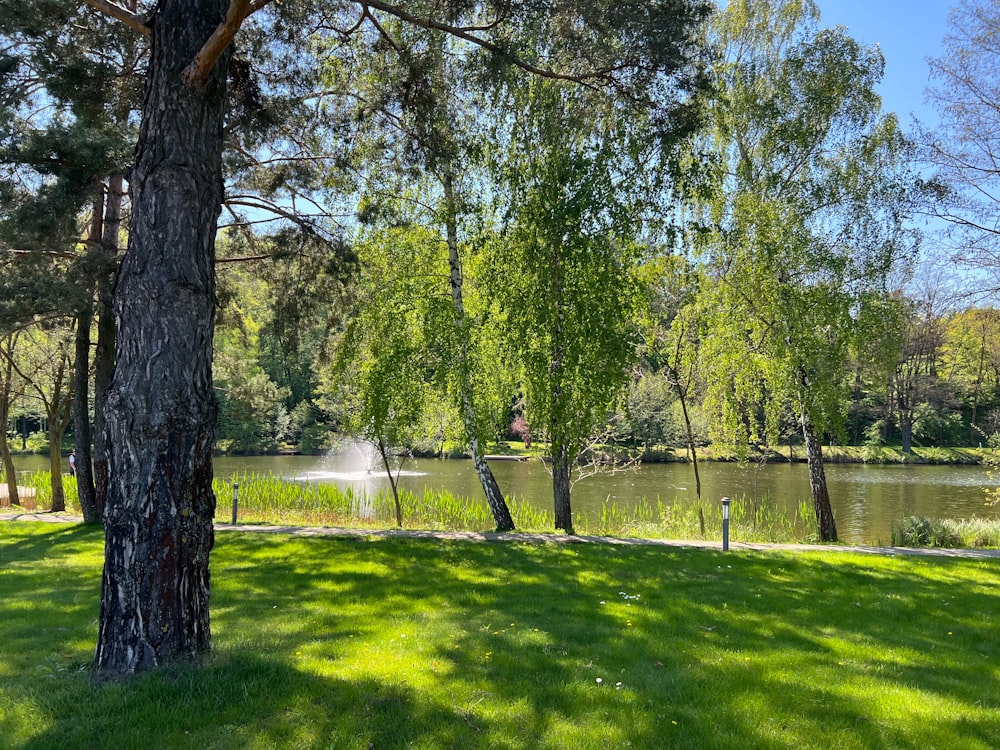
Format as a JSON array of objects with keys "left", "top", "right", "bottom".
[{"left": 3, "top": 511, "right": 999, "bottom": 559}]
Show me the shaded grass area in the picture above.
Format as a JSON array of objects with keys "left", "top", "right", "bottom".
[{"left": 2, "top": 522, "right": 999, "bottom": 749}]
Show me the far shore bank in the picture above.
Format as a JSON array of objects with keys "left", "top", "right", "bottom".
[
  {"left": 9, "top": 442, "right": 988, "bottom": 468},
  {"left": 252, "top": 443, "right": 989, "bottom": 467}
]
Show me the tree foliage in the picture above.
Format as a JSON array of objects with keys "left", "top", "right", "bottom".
[{"left": 692, "top": 0, "right": 918, "bottom": 539}]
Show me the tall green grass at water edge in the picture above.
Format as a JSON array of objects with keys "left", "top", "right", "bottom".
[
  {"left": 9, "top": 470, "right": 1000, "bottom": 547},
  {"left": 0, "top": 470, "right": 78, "bottom": 509},
  {"left": 213, "top": 471, "right": 815, "bottom": 542}
]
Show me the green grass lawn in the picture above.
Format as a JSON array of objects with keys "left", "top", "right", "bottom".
[{"left": 1, "top": 522, "right": 998, "bottom": 749}]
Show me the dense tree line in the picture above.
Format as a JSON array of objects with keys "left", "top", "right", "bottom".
[
  {"left": 214, "top": 252, "right": 1000, "bottom": 454},
  {"left": 1, "top": 0, "right": 998, "bottom": 677}
]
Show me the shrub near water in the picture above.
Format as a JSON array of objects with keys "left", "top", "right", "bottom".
[{"left": 893, "top": 515, "right": 1000, "bottom": 548}]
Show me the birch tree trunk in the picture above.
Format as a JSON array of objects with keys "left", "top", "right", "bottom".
[
  {"left": 801, "top": 409, "right": 838, "bottom": 542},
  {"left": 442, "top": 170, "right": 515, "bottom": 531},
  {"left": 552, "top": 443, "right": 573, "bottom": 533}
]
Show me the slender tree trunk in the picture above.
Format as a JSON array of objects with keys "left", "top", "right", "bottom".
[
  {"left": 0, "top": 338, "right": 18, "bottom": 508},
  {"left": 47, "top": 357, "right": 72, "bottom": 513},
  {"left": 552, "top": 442, "right": 573, "bottom": 532},
  {"left": 75, "top": 192, "right": 102, "bottom": 523},
  {"left": 48, "top": 447, "right": 65, "bottom": 512},
  {"left": 801, "top": 409, "right": 837, "bottom": 542},
  {"left": 73, "top": 310, "right": 98, "bottom": 521},
  {"left": 94, "top": 174, "right": 124, "bottom": 518},
  {"left": 549, "top": 250, "right": 573, "bottom": 533},
  {"left": 441, "top": 170, "right": 514, "bottom": 531},
  {"left": 668, "top": 365, "right": 701, "bottom": 500},
  {"left": 376, "top": 439, "right": 404, "bottom": 527},
  {"left": 94, "top": 0, "right": 229, "bottom": 678}
]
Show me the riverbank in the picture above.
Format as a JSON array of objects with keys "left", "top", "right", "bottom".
[
  {"left": 407, "top": 442, "right": 991, "bottom": 466},
  {"left": 622, "top": 444, "right": 988, "bottom": 465},
  {"left": 5, "top": 511, "right": 999, "bottom": 559},
  {"left": 3, "top": 441, "right": 991, "bottom": 467}
]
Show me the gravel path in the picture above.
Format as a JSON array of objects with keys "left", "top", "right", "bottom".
[{"left": 4, "top": 510, "right": 999, "bottom": 559}]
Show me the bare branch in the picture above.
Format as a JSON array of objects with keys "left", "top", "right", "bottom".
[
  {"left": 82, "top": 0, "right": 151, "bottom": 37},
  {"left": 359, "top": 1, "right": 603, "bottom": 90}
]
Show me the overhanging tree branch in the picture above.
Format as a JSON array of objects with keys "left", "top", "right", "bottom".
[
  {"left": 185, "top": 0, "right": 275, "bottom": 88},
  {"left": 82, "top": 0, "right": 151, "bottom": 37},
  {"left": 360, "top": 1, "right": 605, "bottom": 89}
]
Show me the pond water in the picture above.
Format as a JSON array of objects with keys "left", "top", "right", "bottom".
[
  {"left": 213, "top": 450, "right": 1000, "bottom": 545},
  {"left": 16, "top": 451, "right": 999, "bottom": 544}
]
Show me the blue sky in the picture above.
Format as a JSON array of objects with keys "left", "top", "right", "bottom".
[{"left": 814, "top": 0, "right": 954, "bottom": 126}]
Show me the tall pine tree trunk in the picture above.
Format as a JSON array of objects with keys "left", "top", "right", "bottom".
[
  {"left": 94, "top": 174, "right": 124, "bottom": 518},
  {"left": 93, "top": 0, "right": 229, "bottom": 677},
  {"left": 74, "top": 191, "right": 102, "bottom": 523},
  {"left": 801, "top": 409, "right": 837, "bottom": 542},
  {"left": 442, "top": 170, "right": 514, "bottom": 531},
  {"left": 0, "top": 343, "right": 16, "bottom": 509},
  {"left": 73, "top": 308, "right": 98, "bottom": 521}
]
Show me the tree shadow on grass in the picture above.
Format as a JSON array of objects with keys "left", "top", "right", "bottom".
[
  {"left": 17, "top": 652, "right": 490, "bottom": 750},
  {"left": 209, "top": 533, "right": 1000, "bottom": 748},
  {"left": 4, "top": 526, "right": 999, "bottom": 748}
]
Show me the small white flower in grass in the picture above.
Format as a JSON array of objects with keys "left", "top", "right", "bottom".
[
  {"left": 596, "top": 677, "right": 603, "bottom": 685},
  {"left": 615, "top": 682, "right": 623, "bottom": 690}
]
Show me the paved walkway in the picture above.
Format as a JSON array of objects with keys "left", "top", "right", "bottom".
[{"left": 3, "top": 510, "right": 999, "bottom": 559}]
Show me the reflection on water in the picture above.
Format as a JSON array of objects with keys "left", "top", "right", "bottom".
[{"left": 13, "top": 449, "right": 998, "bottom": 544}]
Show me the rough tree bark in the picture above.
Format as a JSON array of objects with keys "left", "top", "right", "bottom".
[{"left": 93, "top": 0, "right": 230, "bottom": 678}]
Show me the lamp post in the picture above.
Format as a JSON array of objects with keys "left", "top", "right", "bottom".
[
  {"left": 721, "top": 496, "right": 731, "bottom": 552},
  {"left": 231, "top": 482, "right": 239, "bottom": 525}
]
